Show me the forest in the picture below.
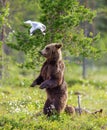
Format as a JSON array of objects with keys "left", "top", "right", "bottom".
[{"left": 0, "top": 0, "right": 107, "bottom": 130}]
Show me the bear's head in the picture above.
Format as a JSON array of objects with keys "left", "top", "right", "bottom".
[{"left": 40, "top": 43, "right": 63, "bottom": 61}]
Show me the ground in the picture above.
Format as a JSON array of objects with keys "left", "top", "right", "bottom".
[{"left": 0, "top": 65, "right": 107, "bottom": 130}]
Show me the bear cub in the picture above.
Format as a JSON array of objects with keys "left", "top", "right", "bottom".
[{"left": 30, "top": 43, "right": 69, "bottom": 116}]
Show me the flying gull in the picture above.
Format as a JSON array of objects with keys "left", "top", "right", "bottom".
[{"left": 24, "top": 20, "right": 46, "bottom": 35}]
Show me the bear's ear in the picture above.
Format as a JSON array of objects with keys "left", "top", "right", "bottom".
[{"left": 55, "top": 43, "right": 63, "bottom": 49}]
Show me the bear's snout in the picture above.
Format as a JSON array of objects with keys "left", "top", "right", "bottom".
[
  {"left": 39, "top": 51, "right": 45, "bottom": 56},
  {"left": 39, "top": 49, "right": 47, "bottom": 57}
]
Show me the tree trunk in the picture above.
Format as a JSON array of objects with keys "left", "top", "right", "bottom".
[
  {"left": 82, "top": 57, "right": 87, "bottom": 79},
  {"left": 0, "top": 0, "right": 8, "bottom": 86},
  {"left": 82, "top": 0, "right": 88, "bottom": 79},
  {"left": 1, "top": 26, "right": 5, "bottom": 86}
]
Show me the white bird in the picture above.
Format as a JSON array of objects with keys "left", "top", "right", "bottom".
[{"left": 24, "top": 20, "right": 46, "bottom": 36}]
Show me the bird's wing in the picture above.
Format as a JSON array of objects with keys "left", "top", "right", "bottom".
[
  {"left": 39, "top": 24, "right": 46, "bottom": 32},
  {"left": 29, "top": 21, "right": 46, "bottom": 35},
  {"left": 32, "top": 22, "right": 38, "bottom": 27},
  {"left": 30, "top": 27, "right": 35, "bottom": 34},
  {"left": 30, "top": 24, "right": 40, "bottom": 34},
  {"left": 32, "top": 23, "right": 41, "bottom": 30},
  {"left": 41, "top": 24, "right": 46, "bottom": 31}
]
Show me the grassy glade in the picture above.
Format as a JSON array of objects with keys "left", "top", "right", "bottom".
[{"left": 0, "top": 64, "right": 107, "bottom": 130}]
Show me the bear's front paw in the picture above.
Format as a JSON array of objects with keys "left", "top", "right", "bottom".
[
  {"left": 40, "top": 82, "right": 48, "bottom": 89},
  {"left": 30, "top": 82, "right": 37, "bottom": 87}
]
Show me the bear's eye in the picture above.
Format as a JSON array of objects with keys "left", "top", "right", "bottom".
[{"left": 46, "top": 47, "right": 50, "bottom": 51}]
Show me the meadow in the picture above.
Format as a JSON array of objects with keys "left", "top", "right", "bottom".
[
  {"left": 0, "top": 0, "right": 107, "bottom": 129},
  {"left": 0, "top": 64, "right": 107, "bottom": 130}
]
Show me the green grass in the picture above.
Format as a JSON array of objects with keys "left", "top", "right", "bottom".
[
  {"left": 0, "top": 65, "right": 107, "bottom": 130},
  {"left": 0, "top": 81, "right": 107, "bottom": 130}
]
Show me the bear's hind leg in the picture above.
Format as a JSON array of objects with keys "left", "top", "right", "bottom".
[
  {"left": 43, "top": 99, "right": 55, "bottom": 116},
  {"left": 53, "top": 99, "right": 67, "bottom": 114}
]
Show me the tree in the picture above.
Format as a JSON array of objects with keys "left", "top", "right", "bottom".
[
  {"left": 7, "top": 0, "right": 43, "bottom": 70},
  {"left": 80, "top": 0, "right": 89, "bottom": 79},
  {"left": 8, "top": 0, "right": 101, "bottom": 79},
  {"left": 40, "top": 0, "right": 100, "bottom": 79},
  {"left": 0, "top": 0, "right": 10, "bottom": 86},
  {"left": 95, "top": 0, "right": 107, "bottom": 35},
  {"left": 88, "top": 0, "right": 107, "bottom": 67},
  {"left": 40, "top": 0, "right": 100, "bottom": 54}
]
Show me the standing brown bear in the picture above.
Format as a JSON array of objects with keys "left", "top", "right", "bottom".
[{"left": 30, "top": 43, "right": 70, "bottom": 116}]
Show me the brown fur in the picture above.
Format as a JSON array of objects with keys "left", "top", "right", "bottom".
[
  {"left": 30, "top": 43, "right": 70, "bottom": 116},
  {"left": 30, "top": 43, "right": 102, "bottom": 117},
  {"left": 65, "top": 105, "right": 75, "bottom": 115}
]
